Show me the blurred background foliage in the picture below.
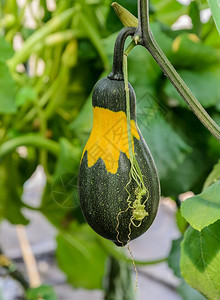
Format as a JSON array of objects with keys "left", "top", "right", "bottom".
[{"left": 0, "top": 0, "right": 220, "bottom": 299}]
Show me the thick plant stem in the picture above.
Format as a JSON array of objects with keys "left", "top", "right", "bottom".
[{"left": 137, "top": 0, "right": 150, "bottom": 40}]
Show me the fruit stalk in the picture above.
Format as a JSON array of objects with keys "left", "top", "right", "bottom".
[{"left": 112, "top": 0, "right": 220, "bottom": 141}]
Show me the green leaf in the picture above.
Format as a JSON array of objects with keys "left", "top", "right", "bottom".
[
  {"left": 53, "top": 138, "right": 81, "bottom": 179},
  {"left": 181, "top": 181, "right": 220, "bottom": 231},
  {"left": 171, "top": 33, "right": 220, "bottom": 69},
  {"left": 168, "top": 237, "right": 206, "bottom": 299},
  {"left": 26, "top": 285, "right": 57, "bottom": 300},
  {"left": 56, "top": 223, "right": 107, "bottom": 289},
  {"left": 0, "top": 155, "right": 29, "bottom": 225},
  {"left": 177, "top": 280, "right": 206, "bottom": 300},
  {"left": 203, "top": 160, "right": 220, "bottom": 189},
  {"left": 0, "top": 36, "right": 14, "bottom": 62},
  {"left": 152, "top": 0, "right": 187, "bottom": 25},
  {"left": 189, "top": 1, "right": 202, "bottom": 37},
  {"left": 164, "top": 69, "right": 220, "bottom": 108},
  {"left": 168, "top": 237, "right": 182, "bottom": 278},
  {"left": 41, "top": 139, "right": 83, "bottom": 228},
  {"left": 0, "top": 36, "right": 16, "bottom": 114},
  {"left": 40, "top": 182, "right": 74, "bottom": 228},
  {"left": 180, "top": 221, "right": 220, "bottom": 299},
  {"left": 176, "top": 209, "right": 188, "bottom": 234},
  {"left": 207, "top": 0, "right": 220, "bottom": 35},
  {"left": 138, "top": 110, "right": 191, "bottom": 179},
  {"left": 160, "top": 142, "right": 208, "bottom": 197},
  {"left": 15, "top": 86, "right": 37, "bottom": 108},
  {"left": 0, "top": 61, "right": 17, "bottom": 113}
]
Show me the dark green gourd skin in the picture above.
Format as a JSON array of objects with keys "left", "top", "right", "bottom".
[{"left": 78, "top": 77, "right": 160, "bottom": 246}]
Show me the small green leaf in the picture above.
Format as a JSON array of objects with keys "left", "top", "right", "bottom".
[
  {"left": 181, "top": 181, "right": 220, "bottom": 231},
  {"left": 53, "top": 138, "right": 81, "bottom": 179},
  {"left": 26, "top": 285, "right": 57, "bottom": 300},
  {"left": 168, "top": 237, "right": 182, "bottom": 278},
  {"left": 15, "top": 86, "right": 37, "bottom": 108},
  {"left": 203, "top": 160, "right": 220, "bottom": 189},
  {"left": 180, "top": 221, "right": 220, "bottom": 299},
  {"left": 0, "top": 155, "right": 29, "bottom": 225},
  {"left": 56, "top": 223, "right": 107, "bottom": 289},
  {"left": 0, "top": 36, "right": 16, "bottom": 113},
  {"left": 0, "top": 36, "right": 14, "bottom": 62},
  {"left": 0, "top": 61, "right": 17, "bottom": 113},
  {"left": 176, "top": 209, "right": 188, "bottom": 234},
  {"left": 189, "top": 1, "right": 202, "bottom": 37},
  {"left": 153, "top": 0, "right": 187, "bottom": 25},
  {"left": 207, "top": 0, "right": 220, "bottom": 35}
]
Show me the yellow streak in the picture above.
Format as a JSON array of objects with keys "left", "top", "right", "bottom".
[{"left": 82, "top": 107, "right": 140, "bottom": 174}]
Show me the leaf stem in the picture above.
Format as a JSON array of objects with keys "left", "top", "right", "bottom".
[{"left": 0, "top": 135, "right": 60, "bottom": 158}]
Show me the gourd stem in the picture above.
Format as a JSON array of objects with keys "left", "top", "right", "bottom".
[{"left": 108, "top": 27, "right": 136, "bottom": 81}]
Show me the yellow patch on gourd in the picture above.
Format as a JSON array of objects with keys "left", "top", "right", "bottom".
[{"left": 82, "top": 106, "right": 140, "bottom": 174}]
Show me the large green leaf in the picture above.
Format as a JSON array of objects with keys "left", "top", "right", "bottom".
[
  {"left": 56, "top": 223, "right": 107, "bottom": 289},
  {"left": 180, "top": 221, "right": 220, "bottom": 299},
  {"left": 164, "top": 69, "right": 220, "bottom": 108},
  {"left": 138, "top": 111, "right": 191, "bottom": 180},
  {"left": 207, "top": 0, "right": 220, "bottom": 35},
  {"left": 170, "top": 33, "right": 220, "bottom": 69},
  {"left": 203, "top": 160, "right": 220, "bottom": 189},
  {"left": 161, "top": 147, "right": 209, "bottom": 197},
  {"left": 168, "top": 238, "right": 206, "bottom": 299},
  {"left": 181, "top": 181, "right": 220, "bottom": 231}
]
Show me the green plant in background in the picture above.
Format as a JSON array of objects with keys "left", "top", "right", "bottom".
[{"left": 0, "top": 0, "right": 220, "bottom": 299}]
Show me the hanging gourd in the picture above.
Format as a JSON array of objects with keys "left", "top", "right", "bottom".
[{"left": 78, "top": 27, "right": 160, "bottom": 246}]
